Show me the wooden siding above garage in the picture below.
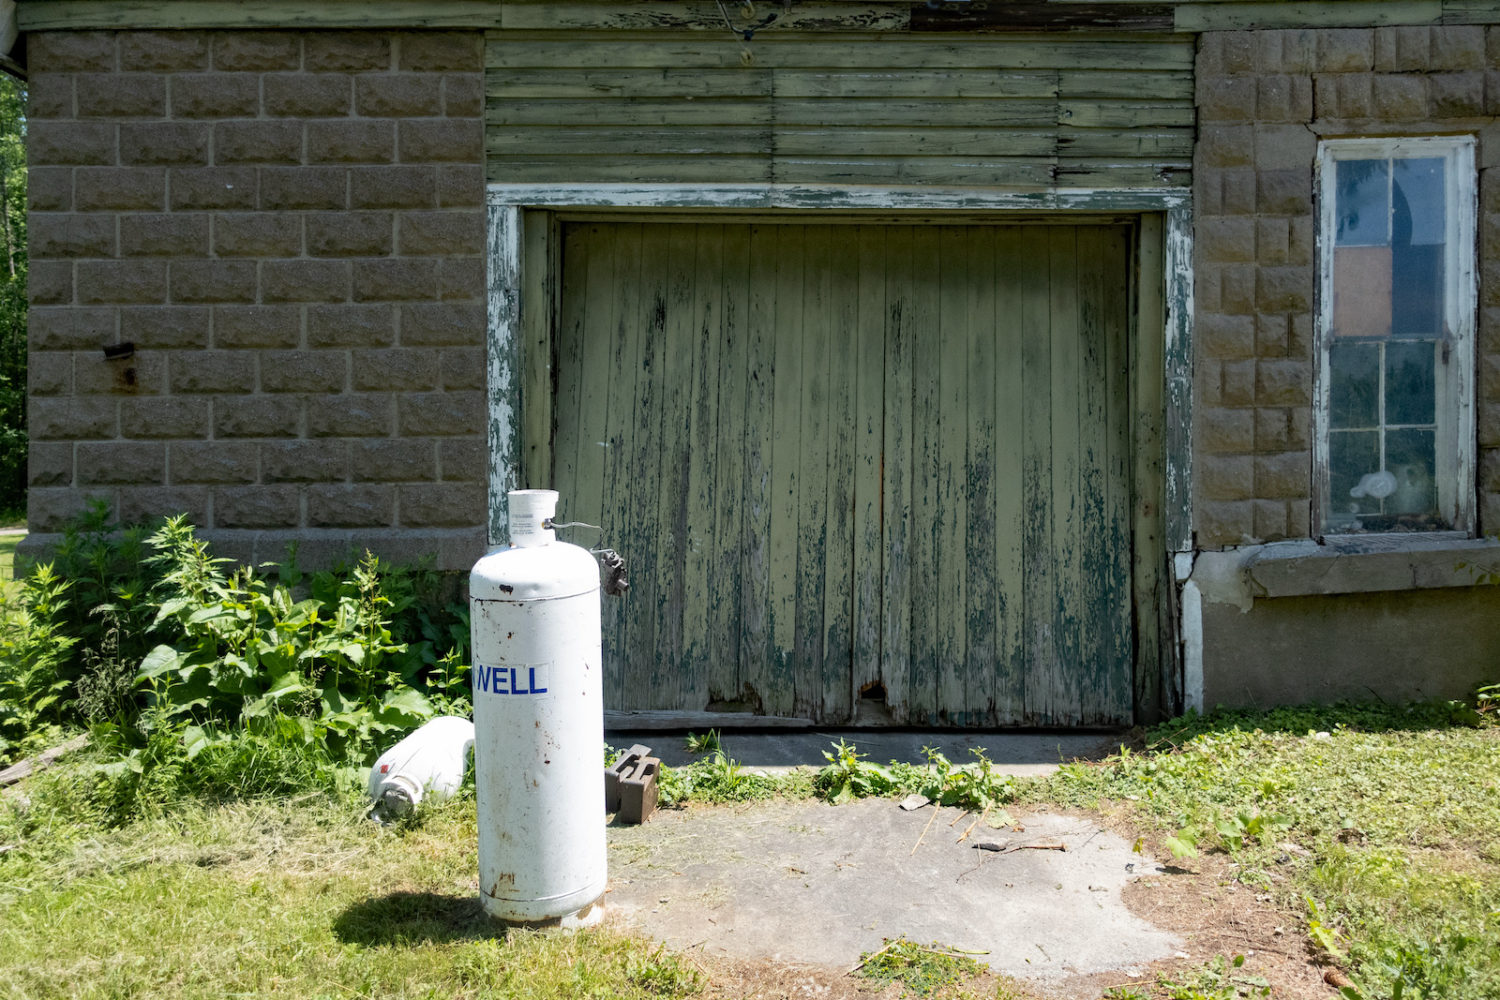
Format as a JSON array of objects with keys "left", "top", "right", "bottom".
[
  {"left": 484, "top": 30, "right": 1196, "bottom": 190},
  {"left": 19, "top": 1, "right": 1500, "bottom": 34}
]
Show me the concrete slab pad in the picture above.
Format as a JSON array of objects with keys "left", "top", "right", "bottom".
[{"left": 604, "top": 798, "right": 1179, "bottom": 986}]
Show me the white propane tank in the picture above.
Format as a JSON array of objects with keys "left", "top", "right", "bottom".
[
  {"left": 470, "top": 489, "right": 605, "bottom": 926},
  {"left": 367, "top": 715, "right": 475, "bottom": 817}
]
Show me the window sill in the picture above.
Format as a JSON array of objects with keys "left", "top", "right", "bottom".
[{"left": 1243, "top": 535, "right": 1500, "bottom": 599}]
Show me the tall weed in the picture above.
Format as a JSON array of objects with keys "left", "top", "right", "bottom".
[
  {"left": 2, "top": 509, "right": 473, "bottom": 818},
  {"left": 0, "top": 565, "right": 76, "bottom": 762},
  {"left": 134, "top": 517, "right": 457, "bottom": 761}
]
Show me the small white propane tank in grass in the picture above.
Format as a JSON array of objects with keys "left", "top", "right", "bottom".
[
  {"left": 470, "top": 489, "right": 605, "bottom": 926},
  {"left": 367, "top": 715, "right": 475, "bottom": 818}
]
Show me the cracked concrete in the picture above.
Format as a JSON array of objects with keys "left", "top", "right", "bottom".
[{"left": 602, "top": 798, "right": 1179, "bottom": 987}]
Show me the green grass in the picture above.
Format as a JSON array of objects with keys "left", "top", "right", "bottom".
[
  {"left": 3, "top": 702, "right": 1496, "bottom": 1000},
  {"left": 0, "top": 531, "right": 21, "bottom": 580},
  {"left": 1029, "top": 703, "right": 1500, "bottom": 1000},
  {"left": 0, "top": 780, "right": 701, "bottom": 1000},
  {"left": 855, "top": 937, "right": 986, "bottom": 997}
]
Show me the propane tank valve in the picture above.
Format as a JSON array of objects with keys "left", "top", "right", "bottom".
[
  {"left": 597, "top": 548, "right": 629, "bottom": 596},
  {"left": 536, "top": 517, "right": 628, "bottom": 598}
]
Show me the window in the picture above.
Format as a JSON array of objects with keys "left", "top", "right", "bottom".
[{"left": 1316, "top": 137, "right": 1476, "bottom": 535}]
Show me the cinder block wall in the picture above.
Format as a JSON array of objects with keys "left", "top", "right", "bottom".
[
  {"left": 1192, "top": 25, "right": 1500, "bottom": 548},
  {"left": 24, "top": 29, "right": 488, "bottom": 570}
]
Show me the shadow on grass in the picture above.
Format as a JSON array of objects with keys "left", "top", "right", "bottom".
[{"left": 333, "top": 891, "right": 503, "bottom": 946}]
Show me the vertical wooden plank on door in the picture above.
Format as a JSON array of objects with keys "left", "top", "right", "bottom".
[
  {"left": 935, "top": 226, "right": 969, "bottom": 721},
  {"left": 625, "top": 224, "right": 670, "bottom": 709},
  {"left": 851, "top": 225, "right": 886, "bottom": 709},
  {"left": 552, "top": 223, "right": 588, "bottom": 551},
  {"left": 821, "top": 226, "right": 858, "bottom": 722},
  {"left": 739, "top": 224, "right": 777, "bottom": 711},
  {"left": 990, "top": 228, "right": 1028, "bottom": 725},
  {"left": 572, "top": 224, "right": 615, "bottom": 532},
  {"left": 591, "top": 227, "right": 627, "bottom": 710},
  {"left": 767, "top": 225, "right": 806, "bottom": 717},
  {"left": 1019, "top": 225, "right": 1055, "bottom": 725},
  {"left": 1097, "top": 225, "right": 1135, "bottom": 724},
  {"left": 709, "top": 225, "right": 752, "bottom": 712},
  {"left": 905, "top": 225, "right": 942, "bottom": 725},
  {"left": 521, "top": 212, "right": 554, "bottom": 490},
  {"left": 1046, "top": 226, "right": 1084, "bottom": 725},
  {"left": 681, "top": 223, "right": 725, "bottom": 713},
  {"left": 881, "top": 225, "right": 914, "bottom": 722},
  {"left": 652, "top": 224, "right": 699, "bottom": 709},
  {"left": 1073, "top": 226, "right": 1113, "bottom": 724},
  {"left": 796, "top": 225, "right": 833, "bottom": 721},
  {"left": 963, "top": 225, "right": 999, "bottom": 727},
  {"left": 601, "top": 223, "right": 645, "bottom": 709}
]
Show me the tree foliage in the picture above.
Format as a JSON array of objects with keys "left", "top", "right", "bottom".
[{"left": 0, "top": 73, "right": 26, "bottom": 517}]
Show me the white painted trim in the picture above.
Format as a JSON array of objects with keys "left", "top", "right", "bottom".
[
  {"left": 486, "top": 182, "right": 1191, "bottom": 213},
  {"left": 1313, "top": 135, "right": 1477, "bottom": 538},
  {"left": 485, "top": 202, "right": 521, "bottom": 546},
  {"left": 1181, "top": 580, "right": 1204, "bottom": 714},
  {"left": 1164, "top": 201, "right": 1195, "bottom": 554}
]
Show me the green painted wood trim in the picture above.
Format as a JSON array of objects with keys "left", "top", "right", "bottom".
[
  {"left": 1442, "top": 0, "right": 1500, "bottom": 24},
  {"left": 497, "top": 2, "right": 912, "bottom": 32},
  {"left": 1132, "top": 214, "right": 1169, "bottom": 722},
  {"left": 17, "top": 0, "right": 1500, "bottom": 32},
  {"left": 1175, "top": 0, "right": 1443, "bottom": 31},
  {"left": 488, "top": 68, "right": 1192, "bottom": 102},
  {"left": 488, "top": 183, "right": 1190, "bottom": 213},
  {"left": 485, "top": 34, "right": 1195, "bottom": 70},
  {"left": 19, "top": 0, "right": 507, "bottom": 30},
  {"left": 485, "top": 202, "right": 521, "bottom": 546}
]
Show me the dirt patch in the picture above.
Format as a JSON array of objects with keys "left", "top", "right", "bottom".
[{"left": 1050, "top": 806, "right": 1339, "bottom": 999}]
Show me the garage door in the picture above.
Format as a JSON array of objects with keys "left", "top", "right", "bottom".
[{"left": 552, "top": 221, "right": 1134, "bottom": 726}]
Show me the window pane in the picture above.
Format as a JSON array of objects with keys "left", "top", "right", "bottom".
[
  {"left": 1332, "top": 245, "right": 1392, "bottom": 338},
  {"left": 1384, "top": 339, "right": 1436, "bottom": 426},
  {"left": 1385, "top": 428, "right": 1437, "bottom": 517},
  {"left": 1390, "top": 158, "right": 1446, "bottom": 336},
  {"left": 1330, "top": 430, "right": 1382, "bottom": 517},
  {"left": 1391, "top": 243, "right": 1443, "bottom": 336},
  {"left": 1393, "top": 157, "right": 1445, "bottom": 245},
  {"left": 1336, "top": 159, "right": 1389, "bottom": 246},
  {"left": 1329, "top": 341, "right": 1379, "bottom": 428}
]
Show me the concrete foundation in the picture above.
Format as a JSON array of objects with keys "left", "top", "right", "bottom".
[{"left": 1201, "top": 586, "right": 1500, "bottom": 709}]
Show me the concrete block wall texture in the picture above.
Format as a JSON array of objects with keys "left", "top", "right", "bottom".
[
  {"left": 24, "top": 29, "right": 488, "bottom": 570},
  {"left": 1193, "top": 25, "right": 1500, "bottom": 548}
]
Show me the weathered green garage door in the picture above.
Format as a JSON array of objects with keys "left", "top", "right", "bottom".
[{"left": 553, "top": 221, "right": 1133, "bottom": 727}]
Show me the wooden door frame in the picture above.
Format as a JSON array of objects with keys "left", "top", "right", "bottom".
[{"left": 485, "top": 184, "right": 1193, "bottom": 723}]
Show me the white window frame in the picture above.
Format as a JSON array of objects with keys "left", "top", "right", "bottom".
[{"left": 1314, "top": 136, "right": 1477, "bottom": 538}]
